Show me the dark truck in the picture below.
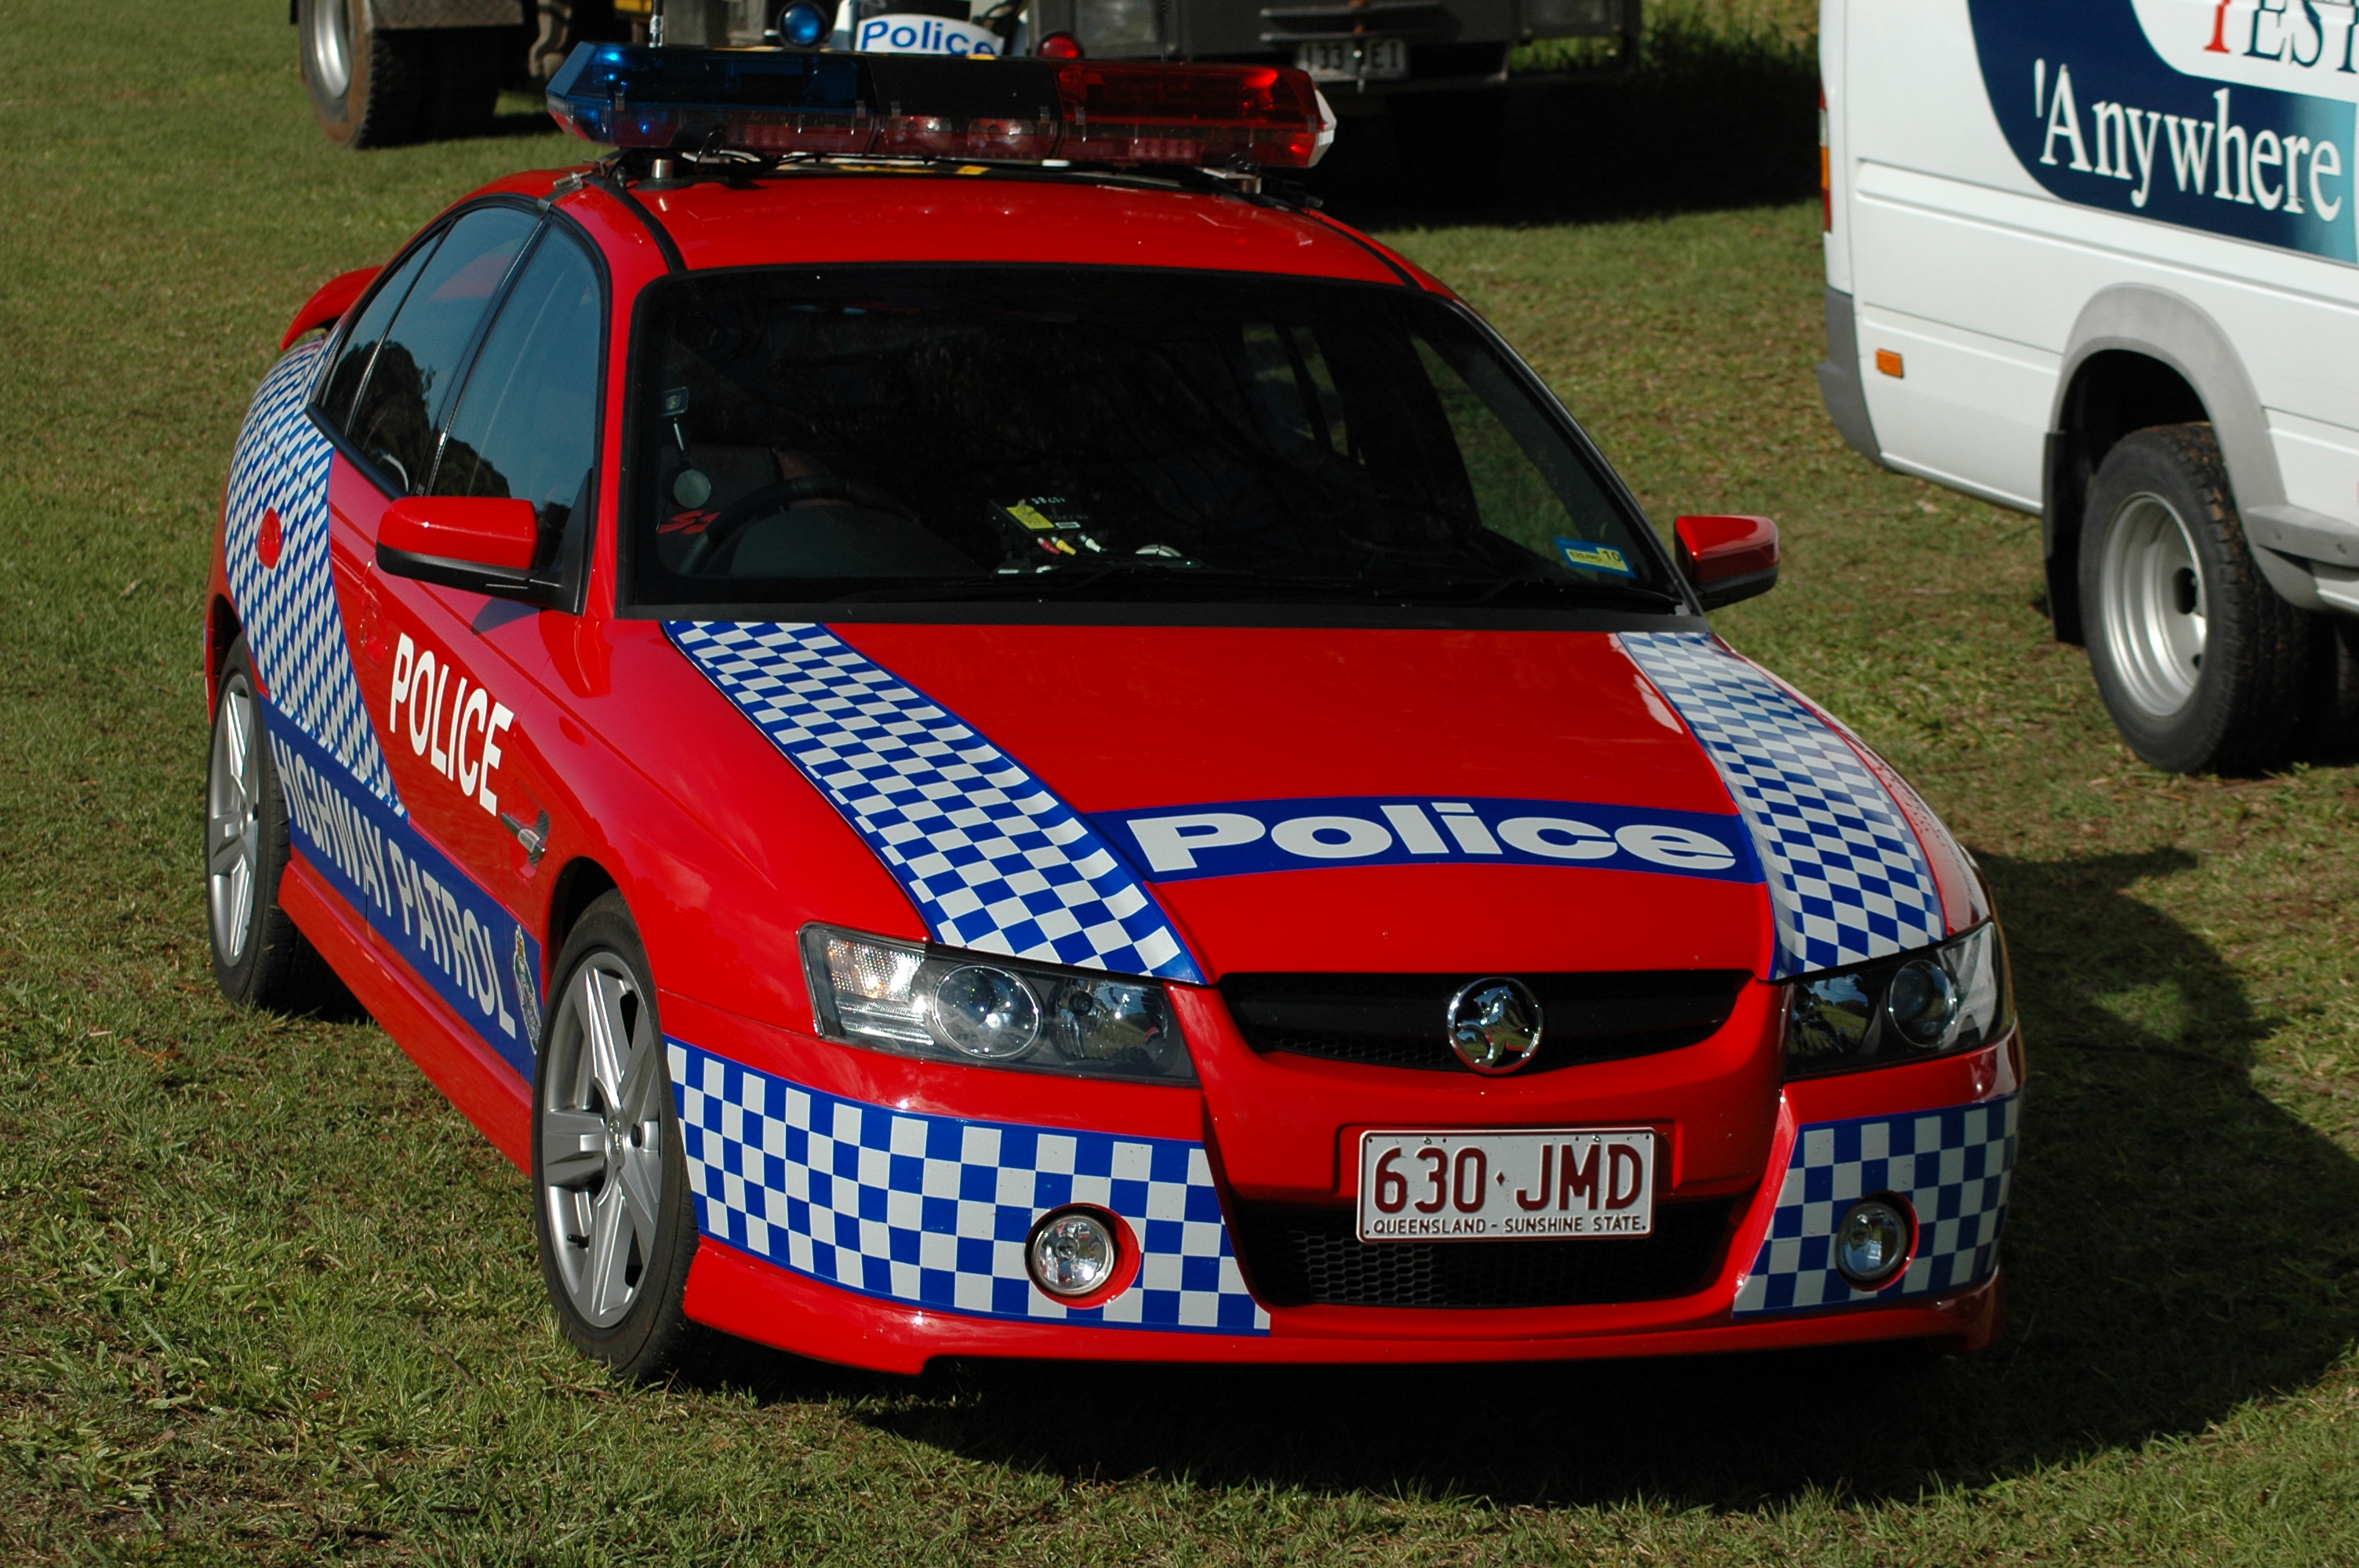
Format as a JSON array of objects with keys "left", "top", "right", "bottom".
[{"left": 297, "top": 0, "right": 1637, "bottom": 147}]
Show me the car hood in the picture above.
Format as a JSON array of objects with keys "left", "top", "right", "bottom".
[{"left": 664, "top": 619, "right": 1966, "bottom": 982}]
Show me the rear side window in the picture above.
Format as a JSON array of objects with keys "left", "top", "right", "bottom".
[
  {"left": 344, "top": 205, "right": 538, "bottom": 494},
  {"left": 431, "top": 230, "right": 604, "bottom": 537},
  {"left": 318, "top": 238, "right": 438, "bottom": 428}
]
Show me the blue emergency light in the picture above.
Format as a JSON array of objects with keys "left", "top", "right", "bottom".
[{"left": 544, "top": 44, "right": 1332, "bottom": 169}]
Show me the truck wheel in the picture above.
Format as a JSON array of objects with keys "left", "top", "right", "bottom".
[
  {"left": 533, "top": 892, "right": 703, "bottom": 1379},
  {"left": 300, "top": 0, "right": 429, "bottom": 148},
  {"left": 2078, "top": 423, "right": 2306, "bottom": 773},
  {"left": 209, "top": 638, "right": 354, "bottom": 1014}
]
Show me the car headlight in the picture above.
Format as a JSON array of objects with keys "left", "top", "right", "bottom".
[
  {"left": 800, "top": 924, "right": 1195, "bottom": 1083},
  {"left": 1784, "top": 920, "right": 2013, "bottom": 1078}
]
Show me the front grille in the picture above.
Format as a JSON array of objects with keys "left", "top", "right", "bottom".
[
  {"left": 1220, "top": 970, "right": 1749, "bottom": 1073},
  {"left": 1234, "top": 1200, "right": 1736, "bottom": 1308}
]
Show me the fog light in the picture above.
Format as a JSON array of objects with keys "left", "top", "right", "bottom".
[
  {"left": 1028, "top": 1209, "right": 1118, "bottom": 1298},
  {"left": 1834, "top": 1197, "right": 1913, "bottom": 1287}
]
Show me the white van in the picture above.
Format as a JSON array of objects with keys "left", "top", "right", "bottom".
[{"left": 1817, "top": 0, "right": 2359, "bottom": 771}]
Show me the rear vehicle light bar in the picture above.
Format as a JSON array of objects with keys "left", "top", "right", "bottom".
[{"left": 546, "top": 45, "right": 1333, "bottom": 169}]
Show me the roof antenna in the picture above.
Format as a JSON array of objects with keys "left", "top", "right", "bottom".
[{"left": 649, "top": 0, "right": 667, "bottom": 46}]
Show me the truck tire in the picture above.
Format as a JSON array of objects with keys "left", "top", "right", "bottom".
[
  {"left": 301, "top": 0, "right": 431, "bottom": 147},
  {"left": 2078, "top": 423, "right": 2307, "bottom": 773}
]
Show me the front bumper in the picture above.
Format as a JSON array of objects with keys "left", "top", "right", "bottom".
[{"left": 665, "top": 989, "right": 2019, "bottom": 1374}]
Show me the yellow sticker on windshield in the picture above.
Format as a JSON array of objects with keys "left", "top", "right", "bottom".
[{"left": 1555, "top": 538, "right": 1633, "bottom": 577}]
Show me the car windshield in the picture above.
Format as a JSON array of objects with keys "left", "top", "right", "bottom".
[{"left": 623, "top": 266, "right": 1677, "bottom": 614}]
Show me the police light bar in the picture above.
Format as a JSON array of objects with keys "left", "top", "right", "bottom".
[{"left": 544, "top": 45, "right": 1332, "bottom": 169}]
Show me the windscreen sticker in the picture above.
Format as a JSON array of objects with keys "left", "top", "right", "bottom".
[
  {"left": 1555, "top": 538, "right": 1636, "bottom": 577},
  {"left": 1968, "top": 0, "right": 2357, "bottom": 262},
  {"left": 264, "top": 700, "right": 543, "bottom": 1079},
  {"left": 1089, "top": 796, "right": 1761, "bottom": 886},
  {"left": 665, "top": 621, "right": 1206, "bottom": 985}
]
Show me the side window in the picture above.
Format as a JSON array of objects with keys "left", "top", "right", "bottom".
[
  {"left": 430, "top": 230, "right": 604, "bottom": 544},
  {"left": 317, "top": 235, "right": 440, "bottom": 429},
  {"left": 344, "top": 205, "right": 539, "bottom": 494}
]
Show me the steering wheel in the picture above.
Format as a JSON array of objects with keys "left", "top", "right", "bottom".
[{"left": 677, "top": 474, "right": 918, "bottom": 575}]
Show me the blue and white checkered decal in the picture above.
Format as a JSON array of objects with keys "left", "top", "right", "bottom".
[
  {"left": 670, "top": 1040, "right": 1270, "bottom": 1333},
  {"left": 1734, "top": 1094, "right": 2016, "bottom": 1316},
  {"left": 1618, "top": 632, "right": 1942, "bottom": 978},
  {"left": 667, "top": 621, "right": 1204, "bottom": 983},
  {"left": 221, "top": 343, "right": 401, "bottom": 811}
]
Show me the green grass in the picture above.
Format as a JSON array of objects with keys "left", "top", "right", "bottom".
[{"left": 5, "top": 2, "right": 2359, "bottom": 1563}]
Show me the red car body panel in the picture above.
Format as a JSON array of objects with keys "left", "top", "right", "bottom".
[{"left": 211, "top": 161, "right": 2020, "bottom": 1374}]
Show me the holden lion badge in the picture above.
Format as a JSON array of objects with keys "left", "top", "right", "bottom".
[{"left": 1445, "top": 977, "right": 1543, "bottom": 1074}]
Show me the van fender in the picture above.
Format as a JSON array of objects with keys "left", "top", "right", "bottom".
[{"left": 2051, "top": 285, "right": 2324, "bottom": 615}]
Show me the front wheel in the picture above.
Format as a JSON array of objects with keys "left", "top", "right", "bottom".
[
  {"left": 533, "top": 892, "right": 702, "bottom": 1378},
  {"left": 2078, "top": 423, "right": 2307, "bottom": 773}
]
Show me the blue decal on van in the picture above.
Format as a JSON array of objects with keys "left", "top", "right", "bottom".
[{"left": 1968, "top": 0, "right": 2356, "bottom": 262}]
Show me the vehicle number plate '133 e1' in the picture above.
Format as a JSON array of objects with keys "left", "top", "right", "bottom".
[{"left": 1358, "top": 1129, "right": 1656, "bottom": 1242}]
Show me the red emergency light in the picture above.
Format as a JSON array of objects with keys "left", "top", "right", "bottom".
[{"left": 545, "top": 45, "right": 1334, "bottom": 169}]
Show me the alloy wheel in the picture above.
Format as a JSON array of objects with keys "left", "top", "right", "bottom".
[{"left": 207, "top": 676, "right": 263, "bottom": 966}]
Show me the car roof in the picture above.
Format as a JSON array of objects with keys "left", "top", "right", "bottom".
[{"left": 481, "top": 165, "right": 1445, "bottom": 289}]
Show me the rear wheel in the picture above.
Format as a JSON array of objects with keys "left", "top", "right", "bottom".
[
  {"left": 2078, "top": 423, "right": 2307, "bottom": 773},
  {"left": 533, "top": 893, "right": 703, "bottom": 1379},
  {"left": 300, "top": 0, "right": 429, "bottom": 148}
]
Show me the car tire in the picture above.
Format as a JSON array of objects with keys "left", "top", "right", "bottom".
[
  {"left": 532, "top": 892, "right": 703, "bottom": 1379},
  {"left": 300, "top": 0, "right": 430, "bottom": 149},
  {"left": 208, "top": 637, "right": 352, "bottom": 1013},
  {"left": 2077, "top": 423, "right": 2308, "bottom": 774}
]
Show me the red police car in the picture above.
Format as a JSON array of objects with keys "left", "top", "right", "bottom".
[{"left": 204, "top": 45, "right": 2020, "bottom": 1377}]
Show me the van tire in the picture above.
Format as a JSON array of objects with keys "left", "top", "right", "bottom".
[{"left": 2078, "top": 423, "right": 2306, "bottom": 774}]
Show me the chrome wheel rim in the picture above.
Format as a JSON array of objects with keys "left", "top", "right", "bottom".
[
  {"left": 2099, "top": 491, "right": 2207, "bottom": 719},
  {"left": 540, "top": 954, "right": 667, "bottom": 1329},
  {"left": 308, "top": 0, "right": 354, "bottom": 100},
  {"left": 207, "top": 676, "right": 262, "bottom": 967}
]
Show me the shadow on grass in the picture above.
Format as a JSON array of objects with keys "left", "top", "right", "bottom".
[
  {"left": 1305, "top": 27, "right": 1820, "bottom": 229},
  {"left": 689, "top": 846, "right": 2359, "bottom": 1506}
]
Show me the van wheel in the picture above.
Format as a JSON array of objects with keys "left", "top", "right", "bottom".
[
  {"left": 2078, "top": 423, "right": 2306, "bottom": 773},
  {"left": 533, "top": 893, "right": 703, "bottom": 1379},
  {"left": 209, "top": 638, "right": 353, "bottom": 1014},
  {"left": 300, "top": 0, "right": 429, "bottom": 148}
]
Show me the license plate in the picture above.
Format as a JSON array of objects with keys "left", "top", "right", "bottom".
[
  {"left": 1357, "top": 1128, "right": 1656, "bottom": 1242},
  {"left": 1295, "top": 38, "right": 1409, "bottom": 82}
]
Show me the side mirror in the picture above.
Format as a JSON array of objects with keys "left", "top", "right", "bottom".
[
  {"left": 1674, "top": 514, "right": 1779, "bottom": 610},
  {"left": 377, "top": 496, "right": 565, "bottom": 606}
]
